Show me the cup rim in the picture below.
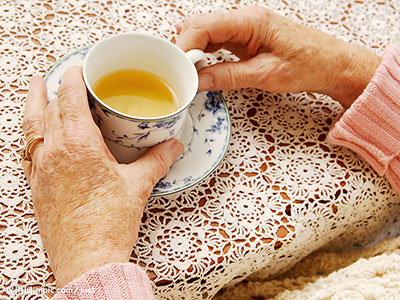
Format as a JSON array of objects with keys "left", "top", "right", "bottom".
[{"left": 83, "top": 32, "right": 199, "bottom": 122}]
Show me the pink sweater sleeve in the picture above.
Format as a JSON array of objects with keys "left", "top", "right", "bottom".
[
  {"left": 51, "top": 263, "right": 155, "bottom": 300},
  {"left": 327, "top": 44, "right": 400, "bottom": 192}
]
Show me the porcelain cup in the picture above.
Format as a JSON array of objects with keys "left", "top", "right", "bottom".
[{"left": 83, "top": 33, "right": 207, "bottom": 163}]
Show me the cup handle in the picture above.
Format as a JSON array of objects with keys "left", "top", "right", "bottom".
[{"left": 185, "top": 49, "right": 207, "bottom": 71}]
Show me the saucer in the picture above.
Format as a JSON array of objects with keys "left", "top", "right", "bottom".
[{"left": 45, "top": 46, "right": 231, "bottom": 197}]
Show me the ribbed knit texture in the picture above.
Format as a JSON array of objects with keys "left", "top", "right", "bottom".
[
  {"left": 328, "top": 44, "right": 400, "bottom": 192},
  {"left": 52, "top": 263, "right": 154, "bottom": 300}
]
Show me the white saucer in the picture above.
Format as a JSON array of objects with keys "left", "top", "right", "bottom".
[{"left": 45, "top": 46, "right": 231, "bottom": 197}]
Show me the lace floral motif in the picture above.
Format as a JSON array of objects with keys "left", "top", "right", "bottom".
[{"left": 2, "top": 0, "right": 400, "bottom": 299}]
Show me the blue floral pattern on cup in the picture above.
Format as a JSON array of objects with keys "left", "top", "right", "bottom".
[
  {"left": 44, "top": 47, "right": 231, "bottom": 197},
  {"left": 88, "top": 89, "right": 184, "bottom": 151},
  {"left": 153, "top": 91, "right": 230, "bottom": 195}
]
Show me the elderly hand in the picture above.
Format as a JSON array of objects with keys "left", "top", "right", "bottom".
[
  {"left": 177, "top": 6, "right": 381, "bottom": 108},
  {"left": 22, "top": 66, "right": 184, "bottom": 288}
]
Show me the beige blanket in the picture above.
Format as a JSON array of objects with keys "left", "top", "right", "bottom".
[{"left": 214, "top": 236, "right": 400, "bottom": 299}]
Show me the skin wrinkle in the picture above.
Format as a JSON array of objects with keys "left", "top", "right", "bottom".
[
  {"left": 44, "top": 100, "right": 61, "bottom": 125},
  {"left": 146, "top": 150, "right": 169, "bottom": 184},
  {"left": 37, "top": 165, "right": 141, "bottom": 285},
  {"left": 329, "top": 44, "right": 382, "bottom": 108},
  {"left": 58, "top": 98, "right": 83, "bottom": 123},
  {"left": 224, "top": 65, "right": 238, "bottom": 90},
  {"left": 263, "top": 58, "right": 293, "bottom": 92},
  {"left": 205, "top": 26, "right": 214, "bottom": 53},
  {"left": 246, "top": 14, "right": 262, "bottom": 58},
  {"left": 22, "top": 117, "right": 42, "bottom": 138},
  {"left": 178, "top": 5, "right": 380, "bottom": 106},
  {"left": 247, "top": 54, "right": 275, "bottom": 89},
  {"left": 22, "top": 67, "right": 184, "bottom": 288},
  {"left": 23, "top": 6, "right": 383, "bottom": 290},
  {"left": 232, "top": 17, "right": 253, "bottom": 54}
]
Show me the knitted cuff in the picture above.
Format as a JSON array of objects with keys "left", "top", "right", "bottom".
[
  {"left": 327, "top": 44, "right": 400, "bottom": 189},
  {"left": 52, "top": 263, "right": 154, "bottom": 300}
]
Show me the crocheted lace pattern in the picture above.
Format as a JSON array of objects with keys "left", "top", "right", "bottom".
[{"left": 1, "top": 0, "right": 400, "bottom": 299}]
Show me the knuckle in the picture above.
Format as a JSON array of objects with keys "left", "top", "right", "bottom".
[
  {"left": 50, "top": 128, "right": 83, "bottom": 156},
  {"left": 43, "top": 149, "right": 60, "bottom": 167},
  {"left": 57, "top": 79, "right": 75, "bottom": 99},
  {"left": 244, "top": 6, "right": 271, "bottom": 31},
  {"left": 37, "top": 144, "right": 63, "bottom": 171},
  {"left": 152, "top": 150, "right": 170, "bottom": 178},
  {"left": 57, "top": 85, "right": 83, "bottom": 120},
  {"left": 144, "top": 150, "right": 170, "bottom": 186},
  {"left": 22, "top": 117, "right": 41, "bottom": 136},
  {"left": 62, "top": 108, "right": 81, "bottom": 122},
  {"left": 44, "top": 100, "right": 58, "bottom": 117},
  {"left": 185, "top": 14, "right": 201, "bottom": 26},
  {"left": 185, "top": 12, "right": 214, "bottom": 31},
  {"left": 249, "top": 5, "right": 270, "bottom": 15},
  {"left": 225, "top": 66, "right": 239, "bottom": 90},
  {"left": 62, "top": 133, "right": 104, "bottom": 163},
  {"left": 250, "top": 64, "right": 268, "bottom": 87},
  {"left": 63, "top": 130, "right": 87, "bottom": 152},
  {"left": 134, "top": 178, "right": 154, "bottom": 200},
  {"left": 240, "top": 5, "right": 267, "bottom": 19},
  {"left": 246, "top": 55, "right": 283, "bottom": 90}
]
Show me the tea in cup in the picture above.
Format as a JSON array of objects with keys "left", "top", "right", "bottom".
[
  {"left": 83, "top": 33, "right": 207, "bottom": 163},
  {"left": 92, "top": 69, "right": 180, "bottom": 118}
]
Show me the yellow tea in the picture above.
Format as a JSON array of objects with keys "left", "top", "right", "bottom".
[{"left": 93, "top": 69, "right": 180, "bottom": 118}]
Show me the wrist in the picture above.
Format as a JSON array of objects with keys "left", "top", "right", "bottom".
[
  {"left": 52, "top": 248, "right": 130, "bottom": 288},
  {"left": 323, "top": 40, "right": 381, "bottom": 108}
]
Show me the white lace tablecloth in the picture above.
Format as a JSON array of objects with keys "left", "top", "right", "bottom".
[{"left": 1, "top": 0, "right": 400, "bottom": 299}]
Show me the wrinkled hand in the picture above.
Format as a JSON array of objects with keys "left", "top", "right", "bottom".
[
  {"left": 22, "top": 66, "right": 184, "bottom": 288},
  {"left": 177, "top": 6, "right": 381, "bottom": 108}
]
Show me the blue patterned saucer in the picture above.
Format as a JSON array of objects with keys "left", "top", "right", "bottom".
[{"left": 45, "top": 46, "right": 231, "bottom": 197}]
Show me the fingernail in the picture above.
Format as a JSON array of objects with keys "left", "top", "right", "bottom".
[
  {"left": 199, "top": 74, "right": 214, "bottom": 91},
  {"left": 170, "top": 139, "right": 184, "bottom": 158}
]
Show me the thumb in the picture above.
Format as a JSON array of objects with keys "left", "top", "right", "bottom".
[
  {"left": 198, "top": 54, "right": 278, "bottom": 91},
  {"left": 133, "top": 139, "right": 184, "bottom": 186}
]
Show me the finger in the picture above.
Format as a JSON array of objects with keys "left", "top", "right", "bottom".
[
  {"left": 25, "top": 99, "right": 63, "bottom": 182},
  {"left": 175, "top": 22, "right": 183, "bottom": 34},
  {"left": 88, "top": 122, "right": 118, "bottom": 162},
  {"left": 176, "top": 7, "right": 266, "bottom": 54},
  {"left": 197, "top": 53, "right": 280, "bottom": 91},
  {"left": 57, "top": 66, "right": 118, "bottom": 161},
  {"left": 42, "top": 98, "right": 116, "bottom": 160},
  {"left": 47, "top": 97, "right": 117, "bottom": 164},
  {"left": 23, "top": 76, "right": 47, "bottom": 141},
  {"left": 22, "top": 76, "right": 47, "bottom": 181},
  {"left": 57, "top": 65, "right": 91, "bottom": 124},
  {"left": 21, "top": 160, "right": 32, "bottom": 184},
  {"left": 133, "top": 139, "right": 184, "bottom": 186},
  {"left": 177, "top": 13, "right": 237, "bottom": 51},
  {"left": 44, "top": 99, "right": 63, "bottom": 140}
]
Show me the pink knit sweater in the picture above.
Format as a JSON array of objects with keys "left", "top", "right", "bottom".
[{"left": 53, "top": 44, "right": 400, "bottom": 300}]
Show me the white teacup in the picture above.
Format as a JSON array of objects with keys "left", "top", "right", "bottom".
[{"left": 83, "top": 33, "right": 207, "bottom": 163}]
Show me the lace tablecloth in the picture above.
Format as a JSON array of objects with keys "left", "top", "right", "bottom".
[{"left": 1, "top": 0, "right": 400, "bottom": 299}]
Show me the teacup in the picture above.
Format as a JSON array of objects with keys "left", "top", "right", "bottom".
[{"left": 83, "top": 33, "right": 207, "bottom": 163}]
